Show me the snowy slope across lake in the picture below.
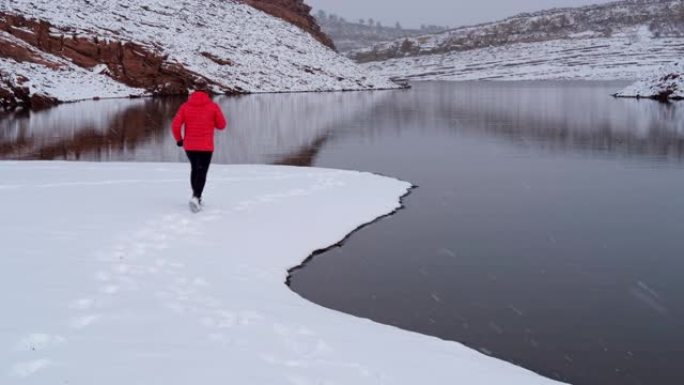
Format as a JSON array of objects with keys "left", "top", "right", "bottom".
[
  {"left": 0, "top": 0, "right": 398, "bottom": 107},
  {"left": 0, "top": 162, "right": 564, "bottom": 385},
  {"left": 363, "top": 26, "right": 684, "bottom": 82},
  {"left": 352, "top": 0, "right": 684, "bottom": 82},
  {"left": 615, "top": 63, "right": 684, "bottom": 100}
]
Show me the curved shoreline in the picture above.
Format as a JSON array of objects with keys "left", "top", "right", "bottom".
[
  {"left": 285, "top": 185, "right": 416, "bottom": 286},
  {"left": 0, "top": 161, "right": 564, "bottom": 385}
]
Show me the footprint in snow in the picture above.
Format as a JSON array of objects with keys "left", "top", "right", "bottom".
[
  {"left": 9, "top": 359, "right": 53, "bottom": 378},
  {"left": 15, "top": 334, "right": 66, "bottom": 352},
  {"left": 69, "top": 314, "right": 100, "bottom": 329}
]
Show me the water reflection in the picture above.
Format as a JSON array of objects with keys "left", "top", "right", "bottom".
[
  {"left": 0, "top": 98, "right": 182, "bottom": 161},
  {"left": 2, "top": 81, "right": 684, "bottom": 165},
  {"left": 0, "top": 90, "right": 393, "bottom": 165},
  {"left": 337, "top": 81, "right": 684, "bottom": 162}
]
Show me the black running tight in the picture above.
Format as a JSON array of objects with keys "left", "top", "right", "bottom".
[{"left": 186, "top": 151, "right": 213, "bottom": 199}]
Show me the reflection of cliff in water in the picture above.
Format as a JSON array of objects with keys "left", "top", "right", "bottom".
[
  {"left": 356, "top": 81, "right": 684, "bottom": 162},
  {"left": 276, "top": 136, "right": 331, "bottom": 167},
  {"left": 0, "top": 90, "right": 393, "bottom": 165},
  {"left": 209, "top": 90, "right": 391, "bottom": 165},
  {"left": 2, "top": 82, "right": 683, "bottom": 165},
  {"left": 0, "top": 98, "right": 184, "bottom": 161}
]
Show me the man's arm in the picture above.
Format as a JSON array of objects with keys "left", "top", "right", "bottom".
[
  {"left": 171, "top": 106, "right": 186, "bottom": 142},
  {"left": 214, "top": 104, "right": 227, "bottom": 130}
]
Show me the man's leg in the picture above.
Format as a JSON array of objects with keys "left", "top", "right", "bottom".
[
  {"left": 186, "top": 151, "right": 201, "bottom": 198},
  {"left": 194, "top": 152, "right": 213, "bottom": 199}
]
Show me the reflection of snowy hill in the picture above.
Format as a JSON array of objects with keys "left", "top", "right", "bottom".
[
  {"left": 365, "top": 82, "right": 684, "bottom": 156},
  {"left": 0, "top": 98, "right": 174, "bottom": 159},
  {"left": 210, "top": 91, "right": 393, "bottom": 164},
  {"left": 0, "top": 90, "right": 394, "bottom": 164},
  {"left": 3, "top": 82, "right": 684, "bottom": 163}
]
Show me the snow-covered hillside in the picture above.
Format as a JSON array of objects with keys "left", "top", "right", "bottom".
[
  {"left": 364, "top": 26, "right": 683, "bottom": 81},
  {"left": 353, "top": 0, "right": 684, "bottom": 81},
  {"left": 352, "top": 0, "right": 684, "bottom": 62},
  {"left": 0, "top": 0, "right": 398, "bottom": 109},
  {"left": 615, "top": 62, "right": 684, "bottom": 100},
  {"left": 0, "top": 162, "right": 566, "bottom": 385}
]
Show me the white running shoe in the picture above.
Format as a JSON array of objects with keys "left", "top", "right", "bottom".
[{"left": 189, "top": 196, "right": 201, "bottom": 213}]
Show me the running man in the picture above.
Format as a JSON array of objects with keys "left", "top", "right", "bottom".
[{"left": 172, "top": 82, "right": 227, "bottom": 213}]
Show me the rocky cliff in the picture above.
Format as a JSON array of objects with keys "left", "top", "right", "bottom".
[
  {"left": 244, "top": 0, "right": 335, "bottom": 50},
  {"left": 0, "top": 0, "right": 393, "bottom": 110},
  {"left": 0, "top": 12, "right": 198, "bottom": 110}
]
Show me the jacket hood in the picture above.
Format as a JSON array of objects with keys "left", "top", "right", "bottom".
[{"left": 187, "top": 91, "right": 211, "bottom": 106}]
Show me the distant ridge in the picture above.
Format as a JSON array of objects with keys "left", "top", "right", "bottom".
[
  {"left": 350, "top": 0, "right": 684, "bottom": 62},
  {"left": 352, "top": 0, "right": 684, "bottom": 82}
]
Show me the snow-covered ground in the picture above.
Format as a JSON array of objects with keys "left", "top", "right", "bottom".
[
  {"left": 615, "top": 63, "right": 684, "bottom": 100},
  {"left": 0, "top": 0, "right": 398, "bottom": 103},
  {"left": 363, "top": 27, "right": 683, "bottom": 81},
  {"left": 0, "top": 161, "right": 565, "bottom": 384}
]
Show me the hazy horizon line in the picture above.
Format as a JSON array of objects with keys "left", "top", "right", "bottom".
[{"left": 307, "top": 0, "right": 619, "bottom": 31}]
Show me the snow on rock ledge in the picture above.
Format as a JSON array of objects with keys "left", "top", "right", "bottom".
[
  {"left": 243, "top": 0, "right": 336, "bottom": 50},
  {"left": 0, "top": 0, "right": 398, "bottom": 109},
  {"left": 615, "top": 63, "right": 684, "bottom": 101},
  {"left": 0, "top": 161, "right": 565, "bottom": 385}
]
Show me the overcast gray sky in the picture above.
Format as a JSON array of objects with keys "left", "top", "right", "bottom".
[{"left": 306, "top": 0, "right": 616, "bottom": 28}]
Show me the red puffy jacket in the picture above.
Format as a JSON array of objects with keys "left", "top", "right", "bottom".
[{"left": 172, "top": 91, "right": 227, "bottom": 152}]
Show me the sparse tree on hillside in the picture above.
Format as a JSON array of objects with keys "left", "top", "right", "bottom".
[
  {"left": 316, "top": 10, "right": 326, "bottom": 20},
  {"left": 400, "top": 38, "right": 416, "bottom": 53},
  {"left": 677, "top": 2, "right": 684, "bottom": 17},
  {"left": 395, "top": 22, "right": 402, "bottom": 30},
  {"left": 358, "top": 19, "right": 365, "bottom": 25}
]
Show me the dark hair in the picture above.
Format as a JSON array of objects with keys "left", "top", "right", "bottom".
[{"left": 193, "top": 79, "right": 210, "bottom": 93}]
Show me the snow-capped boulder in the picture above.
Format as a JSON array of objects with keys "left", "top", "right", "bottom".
[
  {"left": 0, "top": 0, "right": 398, "bottom": 110},
  {"left": 615, "top": 64, "right": 684, "bottom": 101}
]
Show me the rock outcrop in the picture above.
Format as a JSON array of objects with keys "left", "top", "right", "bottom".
[
  {"left": 0, "top": 12, "right": 225, "bottom": 105},
  {"left": 615, "top": 64, "right": 684, "bottom": 101},
  {"left": 244, "top": 0, "right": 335, "bottom": 50}
]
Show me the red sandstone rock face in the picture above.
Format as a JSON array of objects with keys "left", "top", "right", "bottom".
[
  {"left": 0, "top": 13, "right": 220, "bottom": 92},
  {"left": 243, "top": 0, "right": 335, "bottom": 50},
  {"left": 0, "top": 12, "right": 233, "bottom": 109},
  {"left": 0, "top": 33, "right": 61, "bottom": 69}
]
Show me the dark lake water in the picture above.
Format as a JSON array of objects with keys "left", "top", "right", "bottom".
[{"left": 2, "top": 81, "right": 684, "bottom": 385}]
